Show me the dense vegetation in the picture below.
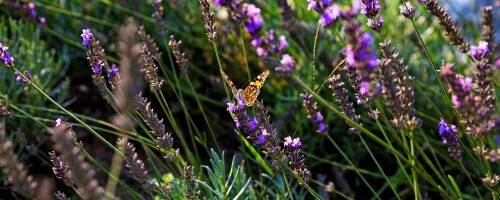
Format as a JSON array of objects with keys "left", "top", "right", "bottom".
[{"left": 0, "top": 0, "right": 498, "bottom": 199}]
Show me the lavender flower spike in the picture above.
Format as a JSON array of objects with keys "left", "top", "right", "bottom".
[
  {"left": 0, "top": 43, "right": 15, "bottom": 67},
  {"left": 319, "top": 4, "right": 340, "bottom": 27},
  {"left": 400, "top": 2, "right": 416, "bottom": 19},
  {"left": 361, "top": 0, "right": 380, "bottom": 18},
  {"left": 283, "top": 136, "right": 311, "bottom": 182},
  {"left": 438, "top": 119, "right": 462, "bottom": 160},
  {"left": 301, "top": 93, "right": 328, "bottom": 134}
]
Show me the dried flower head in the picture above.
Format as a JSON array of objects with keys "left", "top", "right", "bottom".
[
  {"left": 0, "top": 121, "right": 37, "bottom": 198},
  {"left": 328, "top": 73, "right": 361, "bottom": 134},
  {"left": 0, "top": 99, "right": 14, "bottom": 117},
  {"left": 118, "top": 138, "right": 155, "bottom": 191},
  {"left": 140, "top": 44, "right": 163, "bottom": 91},
  {"left": 199, "top": 0, "right": 217, "bottom": 42},
  {"left": 168, "top": 35, "right": 189, "bottom": 75},
  {"left": 49, "top": 151, "right": 73, "bottom": 186},
  {"left": 379, "top": 41, "right": 420, "bottom": 130},
  {"left": 482, "top": 174, "right": 500, "bottom": 187},
  {"left": 50, "top": 118, "right": 104, "bottom": 199},
  {"left": 422, "top": 0, "right": 470, "bottom": 53},
  {"left": 480, "top": 6, "right": 494, "bottom": 63}
]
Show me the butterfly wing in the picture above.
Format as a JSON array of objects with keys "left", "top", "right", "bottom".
[
  {"left": 220, "top": 68, "right": 240, "bottom": 97},
  {"left": 243, "top": 70, "right": 270, "bottom": 106}
]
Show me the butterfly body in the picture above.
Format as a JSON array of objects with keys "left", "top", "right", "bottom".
[{"left": 220, "top": 69, "right": 269, "bottom": 106}]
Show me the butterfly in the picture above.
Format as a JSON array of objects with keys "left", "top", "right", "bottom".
[{"left": 220, "top": 68, "right": 270, "bottom": 106}]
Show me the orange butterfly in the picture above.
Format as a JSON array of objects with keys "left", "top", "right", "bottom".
[{"left": 220, "top": 68, "right": 270, "bottom": 106}]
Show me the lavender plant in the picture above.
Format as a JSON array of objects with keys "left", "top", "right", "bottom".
[{"left": 0, "top": 0, "right": 498, "bottom": 199}]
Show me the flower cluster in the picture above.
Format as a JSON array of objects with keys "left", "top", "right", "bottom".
[
  {"left": 307, "top": 0, "right": 340, "bottom": 27},
  {"left": 80, "top": 29, "right": 120, "bottom": 92},
  {"left": 4, "top": 1, "right": 46, "bottom": 25},
  {"left": 118, "top": 138, "right": 157, "bottom": 191},
  {"left": 343, "top": 20, "right": 380, "bottom": 105},
  {"left": 168, "top": 35, "right": 189, "bottom": 75},
  {"left": 438, "top": 119, "right": 462, "bottom": 160},
  {"left": 469, "top": 41, "right": 489, "bottom": 61},
  {"left": 328, "top": 73, "right": 360, "bottom": 134},
  {"left": 379, "top": 41, "right": 420, "bottom": 130},
  {"left": 439, "top": 64, "right": 495, "bottom": 136},
  {"left": 242, "top": 3, "right": 295, "bottom": 75},
  {"left": 283, "top": 136, "right": 311, "bottom": 182},
  {"left": 140, "top": 44, "right": 163, "bottom": 91},
  {"left": 227, "top": 94, "right": 259, "bottom": 134},
  {"left": 361, "top": 0, "right": 383, "bottom": 31},
  {"left": 0, "top": 43, "right": 15, "bottom": 67},
  {"left": 49, "top": 151, "right": 73, "bottom": 186},
  {"left": 199, "top": 0, "right": 217, "bottom": 42},
  {"left": 300, "top": 93, "right": 328, "bottom": 134},
  {"left": 400, "top": 2, "right": 416, "bottom": 19}
]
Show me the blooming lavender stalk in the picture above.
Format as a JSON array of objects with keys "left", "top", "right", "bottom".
[
  {"left": 439, "top": 64, "right": 495, "bottom": 136},
  {"left": 50, "top": 118, "right": 104, "bottom": 199},
  {"left": 438, "top": 119, "right": 462, "bottom": 160},
  {"left": 168, "top": 35, "right": 189, "bottom": 75},
  {"left": 300, "top": 93, "right": 328, "bottom": 134},
  {"left": 49, "top": 151, "right": 74, "bottom": 186},
  {"left": 328, "top": 74, "right": 360, "bottom": 134},
  {"left": 422, "top": 0, "right": 470, "bottom": 53},
  {"left": 254, "top": 100, "right": 283, "bottom": 168},
  {"left": 343, "top": 20, "right": 380, "bottom": 104},
  {"left": 470, "top": 41, "right": 496, "bottom": 119},
  {"left": 379, "top": 41, "right": 420, "bottom": 130},
  {"left": 199, "top": 0, "right": 217, "bottom": 42},
  {"left": 0, "top": 122, "right": 37, "bottom": 198},
  {"left": 0, "top": 43, "right": 15, "bottom": 67},
  {"left": 80, "top": 29, "right": 116, "bottom": 103},
  {"left": 227, "top": 94, "right": 258, "bottom": 134},
  {"left": 283, "top": 136, "right": 311, "bottom": 182}
]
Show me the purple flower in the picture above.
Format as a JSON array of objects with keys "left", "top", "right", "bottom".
[
  {"left": 361, "top": 0, "right": 380, "bottom": 18},
  {"left": 278, "top": 36, "right": 288, "bottom": 52},
  {"left": 319, "top": 4, "right": 340, "bottom": 27},
  {"left": 400, "top": 2, "right": 416, "bottom": 18},
  {"left": 367, "top": 16, "right": 383, "bottom": 31},
  {"left": 91, "top": 61, "right": 103, "bottom": 75},
  {"left": 438, "top": 119, "right": 462, "bottom": 160},
  {"left": 81, "top": 29, "right": 94, "bottom": 48},
  {"left": 256, "top": 129, "right": 269, "bottom": 145},
  {"left": 307, "top": 0, "right": 331, "bottom": 12},
  {"left": 284, "top": 136, "right": 302, "bottom": 149},
  {"left": 214, "top": 0, "right": 230, "bottom": 6},
  {"left": 0, "top": 43, "right": 15, "bottom": 67},
  {"left": 243, "top": 4, "right": 263, "bottom": 37},
  {"left": 248, "top": 116, "right": 259, "bottom": 132},
  {"left": 108, "top": 64, "right": 119, "bottom": 78},
  {"left": 276, "top": 54, "right": 295, "bottom": 74},
  {"left": 15, "top": 72, "right": 24, "bottom": 84},
  {"left": 469, "top": 41, "right": 489, "bottom": 60},
  {"left": 28, "top": 2, "right": 36, "bottom": 17},
  {"left": 55, "top": 117, "right": 66, "bottom": 127}
]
